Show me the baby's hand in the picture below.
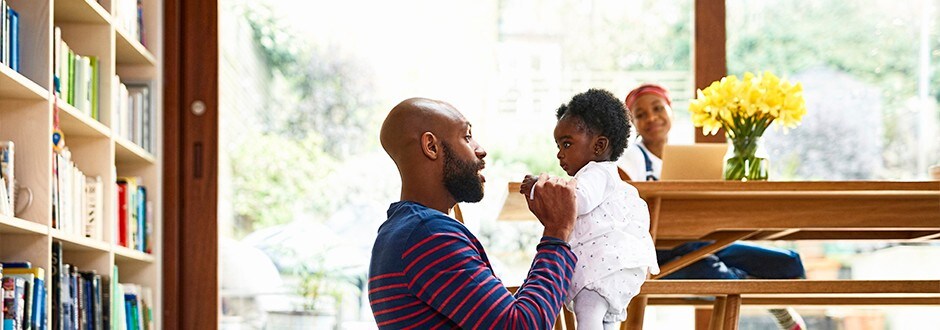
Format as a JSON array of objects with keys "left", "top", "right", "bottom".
[{"left": 519, "top": 174, "right": 538, "bottom": 200}]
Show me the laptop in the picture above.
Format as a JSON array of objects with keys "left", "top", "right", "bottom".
[{"left": 660, "top": 143, "right": 728, "bottom": 180}]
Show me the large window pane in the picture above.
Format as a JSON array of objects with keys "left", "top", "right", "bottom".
[
  {"left": 219, "top": 0, "right": 692, "bottom": 328},
  {"left": 728, "top": 0, "right": 940, "bottom": 180},
  {"left": 728, "top": 1, "right": 940, "bottom": 328}
]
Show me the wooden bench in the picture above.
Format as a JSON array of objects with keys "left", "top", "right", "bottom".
[
  {"left": 635, "top": 279, "right": 940, "bottom": 330},
  {"left": 512, "top": 280, "right": 940, "bottom": 329}
]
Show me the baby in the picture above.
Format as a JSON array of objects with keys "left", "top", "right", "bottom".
[{"left": 521, "top": 89, "right": 659, "bottom": 329}]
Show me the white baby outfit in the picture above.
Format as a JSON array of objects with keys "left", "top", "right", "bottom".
[{"left": 564, "top": 161, "right": 660, "bottom": 322}]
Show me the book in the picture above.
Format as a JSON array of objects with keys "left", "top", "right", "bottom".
[
  {"left": 67, "top": 48, "right": 74, "bottom": 105},
  {"left": 1, "top": 268, "right": 43, "bottom": 330},
  {"left": 90, "top": 56, "right": 99, "bottom": 120},
  {"left": 51, "top": 153, "right": 60, "bottom": 229},
  {"left": 110, "top": 268, "right": 125, "bottom": 330},
  {"left": 2, "top": 268, "right": 42, "bottom": 330},
  {"left": 116, "top": 182, "right": 128, "bottom": 248},
  {"left": 0, "top": 264, "right": 26, "bottom": 270},
  {"left": 8, "top": 7, "right": 16, "bottom": 72},
  {"left": 84, "top": 176, "right": 103, "bottom": 240},
  {"left": 73, "top": 55, "right": 86, "bottom": 113},
  {"left": 1, "top": 1, "right": 8, "bottom": 67},
  {"left": 78, "top": 273, "right": 101, "bottom": 330},
  {"left": 116, "top": 177, "right": 144, "bottom": 250},
  {"left": 2, "top": 276, "right": 25, "bottom": 330},
  {"left": 123, "top": 293, "right": 139, "bottom": 330},
  {"left": 136, "top": 187, "right": 146, "bottom": 251},
  {"left": 50, "top": 243, "right": 63, "bottom": 330},
  {"left": 75, "top": 273, "right": 84, "bottom": 330},
  {"left": 0, "top": 0, "right": 6, "bottom": 67},
  {"left": 54, "top": 27, "right": 62, "bottom": 95},
  {"left": 67, "top": 266, "right": 77, "bottom": 330}
]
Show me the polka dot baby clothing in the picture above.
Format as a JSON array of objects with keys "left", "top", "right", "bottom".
[{"left": 563, "top": 161, "right": 660, "bottom": 319}]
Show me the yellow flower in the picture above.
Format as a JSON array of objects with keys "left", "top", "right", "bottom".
[{"left": 688, "top": 71, "right": 806, "bottom": 136}]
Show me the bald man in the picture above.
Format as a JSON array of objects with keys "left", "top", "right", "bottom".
[{"left": 369, "top": 98, "right": 579, "bottom": 329}]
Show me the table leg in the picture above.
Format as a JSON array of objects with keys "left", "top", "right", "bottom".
[
  {"left": 695, "top": 307, "right": 713, "bottom": 330},
  {"left": 722, "top": 295, "right": 742, "bottom": 330},
  {"left": 708, "top": 296, "right": 727, "bottom": 330},
  {"left": 622, "top": 296, "right": 648, "bottom": 330}
]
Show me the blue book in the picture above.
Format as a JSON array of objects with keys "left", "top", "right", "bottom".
[
  {"left": 137, "top": 187, "right": 146, "bottom": 252},
  {"left": 8, "top": 8, "right": 16, "bottom": 72},
  {"left": 1, "top": 262, "right": 30, "bottom": 269}
]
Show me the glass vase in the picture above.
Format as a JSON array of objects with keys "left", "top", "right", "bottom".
[{"left": 723, "top": 135, "right": 769, "bottom": 181}]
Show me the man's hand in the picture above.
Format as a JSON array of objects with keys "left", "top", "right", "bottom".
[
  {"left": 518, "top": 174, "right": 538, "bottom": 199},
  {"left": 524, "top": 173, "right": 577, "bottom": 242}
]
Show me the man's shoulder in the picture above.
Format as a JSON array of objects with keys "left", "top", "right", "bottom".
[{"left": 382, "top": 202, "right": 472, "bottom": 241}]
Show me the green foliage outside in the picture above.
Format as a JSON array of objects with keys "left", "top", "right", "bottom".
[
  {"left": 227, "top": 2, "right": 377, "bottom": 238},
  {"left": 727, "top": 0, "right": 939, "bottom": 179}
]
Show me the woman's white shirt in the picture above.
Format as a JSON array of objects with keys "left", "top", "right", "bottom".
[{"left": 616, "top": 140, "right": 662, "bottom": 181}]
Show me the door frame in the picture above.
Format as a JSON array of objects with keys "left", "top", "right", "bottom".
[{"left": 163, "top": 0, "right": 219, "bottom": 328}]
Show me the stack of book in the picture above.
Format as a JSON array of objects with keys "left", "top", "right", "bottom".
[
  {"left": 50, "top": 243, "right": 106, "bottom": 330},
  {"left": 1, "top": 261, "right": 48, "bottom": 330},
  {"left": 116, "top": 177, "right": 150, "bottom": 253},
  {"left": 114, "top": 0, "right": 144, "bottom": 45},
  {"left": 114, "top": 80, "right": 152, "bottom": 152},
  {"left": 113, "top": 282, "right": 153, "bottom": 330},
  {"left": 54, "top": 27, "right": 100, "bottom": 120},
  {"left": 52, "top": 148, "right": 104, "bottom": 240},
  {"left": 0, "top": 1, "right": 20, "bottom": 72}
]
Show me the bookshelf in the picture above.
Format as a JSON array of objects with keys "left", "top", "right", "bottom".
[{"left": 0, "top": 0, "right": 162, "bottom": 329}]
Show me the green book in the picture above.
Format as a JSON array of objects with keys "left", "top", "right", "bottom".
[
  {"left": 67, "top": 50, "right": 75, "bottom": 104},
  {"left": 90, "top": 56, "right": 99, "bottom": 120}
]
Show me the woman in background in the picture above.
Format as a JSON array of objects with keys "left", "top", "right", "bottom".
[{"left": 617, "top": 84, "right": 808, "bottom": 330}]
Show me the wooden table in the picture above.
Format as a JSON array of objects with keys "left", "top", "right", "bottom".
[{"left": 500, "top": 181, "right": 940, "bottom": 329}]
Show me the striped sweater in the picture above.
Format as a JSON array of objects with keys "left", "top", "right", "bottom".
[{"left": 369, "top": 201, "right": 577, "bottom": 329}]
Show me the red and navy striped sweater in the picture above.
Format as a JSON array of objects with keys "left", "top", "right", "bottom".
[{"left": 369, "top": 201, "right": 577, "bottom": 329}]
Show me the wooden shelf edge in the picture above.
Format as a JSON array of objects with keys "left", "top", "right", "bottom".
[
  {"left": 113, "top": 245, "right": 155, "bottom": 263},
  {"left": 115, "top": 28, "right": 157, "bottom": 66},
  {"left": 51, "top": 229, "right": 111, "bottom": 252},
  {"left": 0, "top": 215, "right": 48, "bottom": 235},
  {"left": 57, "top": 99, "right": 111, "bottom": 138},
  {"left": 53, "top": 0, "right": 111, "bottom": 25},
  {"left": 0, "top": 65, "right": 50, "bottom": 101},
  {"left": 114, "top": 137, "right": 157, "bottom": 164}
]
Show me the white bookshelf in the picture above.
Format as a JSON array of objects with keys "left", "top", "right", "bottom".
[{"left": 0, "top": 0, "right": 162, "bottom": 328}]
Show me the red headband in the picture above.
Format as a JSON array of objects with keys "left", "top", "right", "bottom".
[{"left": 625, "top": 84, "right": 671, "bottom": 110}]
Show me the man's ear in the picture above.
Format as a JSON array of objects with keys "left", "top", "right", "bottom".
[
  {"left": 594, "top": 136, "right": 609, "bottom": 155},
  {"left": 421, "top": 132, "right": 441, "bottom": 160}
]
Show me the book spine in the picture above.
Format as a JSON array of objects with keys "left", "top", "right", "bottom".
[
  {"left": 51, "top": 243, "right": 62, "bottom": 330},
  {"left": 136, "top": 187, "right": 145, "bottom": 252},
  {"left": 116, "top": 182, "right": 127, "bottom": 248},
  {"left": 9, "top": 8, "right": 16, "bottom": 72}
]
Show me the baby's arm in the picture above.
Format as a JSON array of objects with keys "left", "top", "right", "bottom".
[
  {"left": 519, "top": 174, "right": 538, "bottom": 199},
  {"left": 574, "top": 165, "right": 609, "bottom": 216}
]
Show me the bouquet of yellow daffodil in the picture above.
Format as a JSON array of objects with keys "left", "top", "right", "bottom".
[{"left": 689, "top": 71, "right": 807, "bottom": 180}]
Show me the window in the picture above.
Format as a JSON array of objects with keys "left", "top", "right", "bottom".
[
  {"left": 727, "top": 0, "right": 940, "bottom": 180},
  {"left": 218, "top": 0, "right": 692, "bottom": 328}
]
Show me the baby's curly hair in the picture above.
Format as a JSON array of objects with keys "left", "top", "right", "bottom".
[{"left": 555, "top": 89, "right": 631, "bottom": 161}]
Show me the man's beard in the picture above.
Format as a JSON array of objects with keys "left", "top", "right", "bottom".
[{"left": 442, "top": 142, "right": 485, "bottom": 203}]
